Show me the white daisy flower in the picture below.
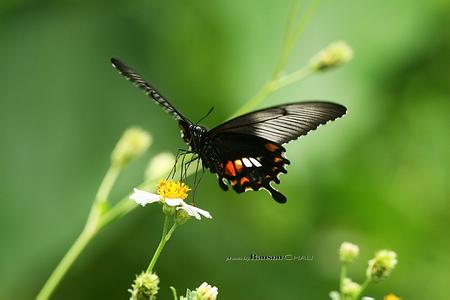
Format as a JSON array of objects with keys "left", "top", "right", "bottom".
[{"left": 129, "top": 180, "right": 212, "bottom": 220}]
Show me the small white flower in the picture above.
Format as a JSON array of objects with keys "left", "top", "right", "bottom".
[
  {"left": 130, "top": 188, "right": 161, "bottom": 206},
  {"left": 195, "top": 282, "right": 218, "bottom": 300},
  {"left": 129, "top": 186, "right": 212, "bottom": 220}
]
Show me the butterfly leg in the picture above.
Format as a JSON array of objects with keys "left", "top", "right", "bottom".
[
  {"left": 191, "top": 157, "right": 204, "bottom": 205},
  {"left": 167, "top": 148, "right": 191, "bottom": 180}
]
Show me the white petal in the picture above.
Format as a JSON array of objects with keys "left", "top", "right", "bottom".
[
  {"left": 129, "top": 188, "right": 161, "bottom": 206},
  {"left": 165, "top": 198, "right": 184, "bottom": 206},
  {"left": 178, "top": 203, "right": 212, "bottom": 220},
  {"left": 177, "top": 204, "right": 200, "bottom": 219}
]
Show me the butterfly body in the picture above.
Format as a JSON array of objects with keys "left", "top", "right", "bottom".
[{"left": 111, "top": 58, "right": 347, "bottom": 203}]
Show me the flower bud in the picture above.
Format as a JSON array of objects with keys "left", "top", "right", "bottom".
[
  {"left": 339, "top": 242, "right": 359, "bottom": 264},
  {"left": 129, "top": 271, "right": 159, "bottom": 300},
  {"left": 111, "top": 127, "right": 152, "bottom": 167},
  {"left": 145, "top": 152, "right": 176, "bottom": 180},
  {"left": 195, "top": 282, "right": 218, "bottom": 300},
  {"left": 341, "top": 278, "right": 361, "bottom": 298},
  {"left": 309, "top": 41, "right": 353, "bottom": 71},
  {"left": 366, "top": 250, "right": 398, "bottom": 281},
  {"left": 329, "top": 291, "right": 340, "bottom": 300},
  {"left": 162, "top": 203, "right": 176, "bottom": 216},
  {"left": 175, "top": 208, "right": 191, "bottom": 225}
]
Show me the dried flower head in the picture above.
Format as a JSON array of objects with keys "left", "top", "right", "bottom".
[
  {"left": 129, "top": 272, "right": 159, "bottom": 300},
  {"left": 366, "top": 250, "right": 398, "bottom": 281}
]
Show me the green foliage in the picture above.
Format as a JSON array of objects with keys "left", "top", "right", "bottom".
[{"left": 0, "top": 1, "right": 449, "bottom": 299}]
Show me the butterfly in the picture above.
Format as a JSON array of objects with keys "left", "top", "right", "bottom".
[{"left": 111, "top": 58, "right": 346, "bottom": 203}]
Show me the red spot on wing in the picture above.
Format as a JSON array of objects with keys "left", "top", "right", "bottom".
[
  {"left": 224, "top": 161, "right": 236, "bottom": 176},
  {"left": 265, "top": 143, "right": 279, "bottom": 152},
  {"left": 240, "top": 177, "right": 250, "bottom": 185}
]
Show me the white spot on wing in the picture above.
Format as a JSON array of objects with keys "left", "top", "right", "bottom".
[
  {"left": 242, "top": 158, "right": 252, "bottom": 167},
  {"left": 250, "top": 157, "right": 262, "bottom": 167}
]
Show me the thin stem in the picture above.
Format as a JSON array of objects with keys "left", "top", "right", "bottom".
[
  {"left": 340, "top": 263, "right": 347, "bottom": 290},
  {"left": 95, "top": 164, "right": 121, "bottom": 205},
  {"left": 339, "top": 263, "right": 347, "bottom": 298},
  {"left": 232, "top": 0, "right": 319, "bottom": 118},
  {"left": 231, "top": 65, "right": 312, "bottom": 118},
  {"left": 231, "top": 81, "right": 275, "bottom": 118},
  {"left": 291, "top": 0, "right": 321, "bottom": 48},
  {"left": 36, "top": 228, "right": 95, "bottom": 300},
  {"left": 273, "top": 0, "right": 302, "bottom": 78},
  {"left": 37, "top": 165, "right": 121, "bottom": 300},
  {"left": 354, "top": 278, "right": 371, "bottom": 299},
  {"left": 274, "top": 66, "right": 313, "bottom": 90},
  {"left": 170, "top": 286, "right": 178, "bottom": 300},
  {"left": 146, "top": 214, "right": 176, "bottom": 273}
]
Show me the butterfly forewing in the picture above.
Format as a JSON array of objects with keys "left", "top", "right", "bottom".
[{"left": 208, "top": 102, "right": 346, "bottom": 144}]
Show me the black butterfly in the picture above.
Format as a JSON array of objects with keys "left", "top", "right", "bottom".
[{"left": 111, "top": 58, "right": 346, "bottom": 203}]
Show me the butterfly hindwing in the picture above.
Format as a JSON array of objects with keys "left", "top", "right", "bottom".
[
  {"left": 203, "top": 101, "right": 346, "bottom": 203},
  {"left": 202, "top": 132, "right": 290, "bottom": 203}
]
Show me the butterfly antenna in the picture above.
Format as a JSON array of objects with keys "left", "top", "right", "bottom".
[
  {"left": 111, "top": 57, "right": 190, "bottom": 123},
  {"left": 195, "top": 107, "right": 214, "bottom": 125}
]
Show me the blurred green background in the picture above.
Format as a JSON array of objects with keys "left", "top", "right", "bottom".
[{"left": 1, "top": 0, "right": 449, "bottom": 299}]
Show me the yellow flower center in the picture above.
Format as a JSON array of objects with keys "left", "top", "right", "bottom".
[{"left": 156, "top": 180, "right": 190, "bottom": 200}]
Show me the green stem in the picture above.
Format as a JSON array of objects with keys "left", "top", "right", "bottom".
[
  {"left": 273, "top": 0, "right": 302, "bottom": 78},
  {"left": 146, "top": 215, "right": 177, "bottom": 273},
  {"left": 37, "top": 165, "right": 121, "bottom": 300},
  {"left": 36, "top": 227, "right": 95, "bottom": 300},
  {"left": 170, "top": 286, "right": 178, "bottom": 300},
  {"left": 231, "top": 66, "right": 313, "bottom": 118},
  {"left": 354, "top": 278, "right": 371, "bottom": 299},
  {"left": 275, "top": 67, "right": 313, "bottom": 90},
  {"left": 95, "top": 164, "right": 121, "bottom": 205},
  {"left": 340, "top": 263, "right": 347, "bottom": 292},
  {"left": 291, "top": 0, "right": 321, "bottom": 49}
]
